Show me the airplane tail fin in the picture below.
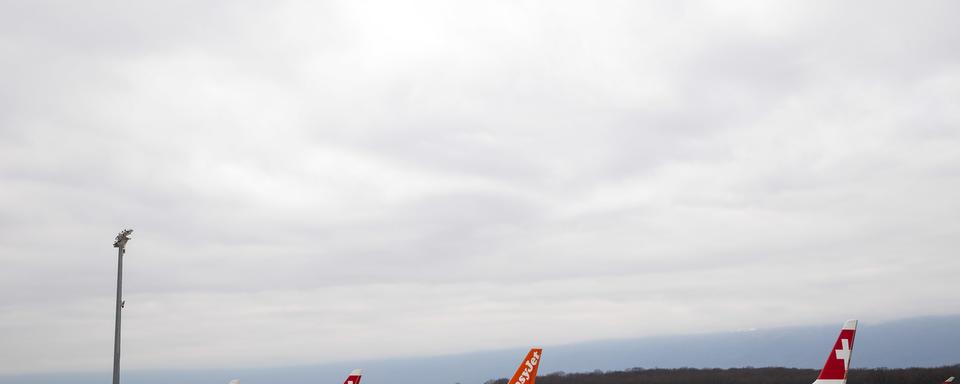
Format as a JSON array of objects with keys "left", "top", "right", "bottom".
[
  {"left": 944, "top": 377, "right": 955, "bottom": 384},
  {"left": 813, "top": 319, "right": 858, "bottom": 384},
  {"left": 508, "top": 348, "right": 543, "bottom": 384},
  {"left": 344, "top": 369, "right": 362, "bottom": 384}
]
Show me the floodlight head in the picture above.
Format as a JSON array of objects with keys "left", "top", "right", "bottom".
[{"left": 113, "top": 229, "right": 133, "bottom": 248}]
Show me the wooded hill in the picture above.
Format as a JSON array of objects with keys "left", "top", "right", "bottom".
[{"left": 488, "top": 366, "right": 960, "bottom": 384}]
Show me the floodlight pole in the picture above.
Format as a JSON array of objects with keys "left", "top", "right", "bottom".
[{"left": 112, "top": 229, "right": 132, "bottom": 384}]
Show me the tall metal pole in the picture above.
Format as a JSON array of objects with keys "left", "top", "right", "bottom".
[{"left": 112, "top": 229, "right": 132, "bottom": 384}]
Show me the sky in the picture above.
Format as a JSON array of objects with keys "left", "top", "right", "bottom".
[{"left": 1, "top": 0, "right": 959, "bottom": 376}]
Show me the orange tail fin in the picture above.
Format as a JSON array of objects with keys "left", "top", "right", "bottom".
[{"left": 508, "top": 348, "right": 542, "bottom": 384}]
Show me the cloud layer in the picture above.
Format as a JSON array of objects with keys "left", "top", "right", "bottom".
[{"left": 1, "top": 0, "right": 959, "bottom": 374}]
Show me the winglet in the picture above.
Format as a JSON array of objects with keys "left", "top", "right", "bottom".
[
  {"left": 944, "top": 377, "right": 955, "bottom": 384},
  {"left": 344, "top": 369, "right": 362, "bottom": 384},
  {"left": 508, "top": 348, "right": 543, "bottom": 384},
  {"left": 813, "top": 320, "right": 858, "bottom": 384}
]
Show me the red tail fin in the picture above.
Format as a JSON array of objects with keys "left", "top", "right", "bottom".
[
  {"left": 814, "top": 320, "right": 857, "bottom": 384},
  {"left": 343, "top": 369, "right": 362, "bottom": 384},
  {"left": 508, "top": 348, "right": 542, "bottom": 384}
]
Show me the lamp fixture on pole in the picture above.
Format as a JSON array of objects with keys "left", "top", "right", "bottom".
[{"left": 112, "top": 229, "right": 132, "bottom": 384}]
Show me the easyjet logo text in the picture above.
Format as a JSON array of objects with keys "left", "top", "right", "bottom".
[{"left": 514, "top": 351, "right": 540, "bottom": 384}]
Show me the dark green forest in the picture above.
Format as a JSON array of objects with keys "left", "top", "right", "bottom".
[{"left": 488, "top": 366, "right": 959, "bottom": 384}]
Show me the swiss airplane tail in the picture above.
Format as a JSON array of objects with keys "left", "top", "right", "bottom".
[
  {"left": 508, "top": 348, "right": 543, "bottom": 384},
  {"left": 343, "top": 369, "right": 363, "bottom": 384},
  {"left": 944, "top": 377, "right": 955, "bottom": 384},
  {"left": 813, "top": 320, "right": 858, "bottom": 384}
]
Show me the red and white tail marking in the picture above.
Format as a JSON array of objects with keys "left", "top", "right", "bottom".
[
  {"left": 508, "top": 348, "right": 543, "bottom": 384},
  {"left": 343, "top": 369, "right": 362, "bottom": 384},
  {"left": 944, "top": 377, "right": 955, "bottom": 384},
  {"left": 813, "top": 320, "right": 858, "bottom": 384}
]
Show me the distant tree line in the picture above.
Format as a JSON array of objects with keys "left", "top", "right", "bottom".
[{"left": 485, "top": 366, "right": 960, "bottom": 384}]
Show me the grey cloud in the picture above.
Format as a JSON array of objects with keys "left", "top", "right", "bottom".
[{"left": 1, "top": 0, "right": 959, "bottom": 375}]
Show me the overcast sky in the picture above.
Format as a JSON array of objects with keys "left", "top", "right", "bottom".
[{"left": 1, "top": 0, "right": 959, "bottom": 376}]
